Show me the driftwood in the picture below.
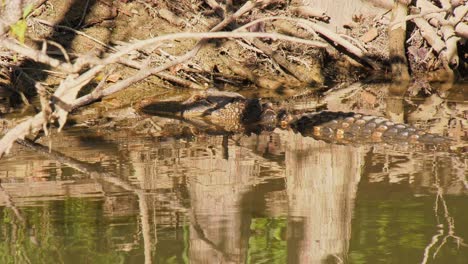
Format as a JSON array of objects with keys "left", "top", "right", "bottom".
[
  {"left": 412, "top": 17, "right": 445, "bottom": 54},
  {"left": 415, "top": 0, "right": 466, "bottom": 71}
]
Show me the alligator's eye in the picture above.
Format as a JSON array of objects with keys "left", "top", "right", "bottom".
[{"left": 261, "top": 101, "right": 272, "bottom": 108}]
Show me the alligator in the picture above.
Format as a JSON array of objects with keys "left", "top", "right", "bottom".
[{"left": 139, "top": 90, "right": 452, "bottom": 146}]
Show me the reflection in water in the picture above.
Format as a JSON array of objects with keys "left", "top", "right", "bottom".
[
  {"left": 185, "top": 137, "right": 256, "bottom": 263},
  {"left": 0, "top": 129, "right": 465, "bottom": 263},
  {"left": 385, "top": 82, "right": 407, "bottom": 124},
  {"left": 0, "top": 83, "right": 467, "bottom": 263},
  {"left": 285, "top": 131, "right": 363, "bottom": 263}
]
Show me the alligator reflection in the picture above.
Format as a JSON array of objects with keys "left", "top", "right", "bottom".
[{"left": 0, "top": 127, "right": 466, "bottom": 263}]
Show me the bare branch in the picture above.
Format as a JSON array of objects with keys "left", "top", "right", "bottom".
[
  {"left": 236, "top": 16, "right": 381, "bottom": 70},
  {"left": 0, "top": 38, "right": 75, "bottom": 72},
  {"left": 0, "top": 112, "right": 46, "bottom": 156},
  {"left": 413, "top": 17, "right": 445, "bottom": 54},
  {"left": 389, "top": 8, "right": 450, "bottom": 28}
]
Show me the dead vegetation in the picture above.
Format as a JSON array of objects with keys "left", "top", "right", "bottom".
[{"left": 0, "top": 0, "right": 467, "bottom": 157}]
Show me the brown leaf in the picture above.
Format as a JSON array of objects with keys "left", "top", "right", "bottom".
[
  {"left": 360, "top": 27, "right": 378, "bottom": 43},
  {"left": 360, "top": 91, "right": 377, "bottom": 105},
  {"left": 291, "top": 6, "right": 330, "bottom": 22},
  {"left": 158, "top": 8, "right": 184, "bottom": 26},
  {"left": 107, "top": 73, "right": 122, "bottom": 83}
]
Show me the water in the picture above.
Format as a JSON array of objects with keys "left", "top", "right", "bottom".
[{"left": 0, "top": 82, "right": 466, "bottom": 263}]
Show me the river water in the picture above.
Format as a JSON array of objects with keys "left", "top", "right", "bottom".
[{"left": 0, "top": 82, "right": 466, "bottom": 263}]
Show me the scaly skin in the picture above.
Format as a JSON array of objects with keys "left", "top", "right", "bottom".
[
  {"left": 289, "top": 111, "right": 451, "bottom": 145},
  {"left": 181, "top": 94, "right": 274, "bottom": 132}
]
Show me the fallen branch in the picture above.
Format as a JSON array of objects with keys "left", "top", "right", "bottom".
[
  {"left": 417, "top": 0, "right": 468, "bottom": 39},
  {"left": 389, "top": 8, "right": 450, "bottom": 28},
  {"left": 413, "top": 17, "right": 445, "bottom": 54},
  {"left": 451, "top": 4, "right": 468, "bottom": 39},
  {"left": 0, "top": 63, "right": 104, "bottom": 156},
  {"left": 237, "top": 16, "right": 381, "bottom": 70},
  {"left": 2, "top": 31, "right": 325, "bottom": 76},
  {"left": 0, "top": 112, "right": 46, "bottom": 155},
  {"left": 34, "top": 18, "right": 206, "bottom": 90},
  {"left": 69, "top": 31, "right": 326, "bottom": 108},
  {"left": 0, "top": 38, "right": 76, "bottom": 72},
  {"left": 439, "top": 0, "right": 460, "bottom": 68}
]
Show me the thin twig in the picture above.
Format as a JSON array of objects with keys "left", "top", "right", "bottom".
[
  {"left": 102, "top": 31, "right": 326, "bottom": 65},
  {"left": 118, "top": 57, "right": 206, "bottom": 90},
  {"left": 33, "top": 18, "right": 118, "bottom": 52},
  {"left": 76, "top": 0, "right": 90, "bottom": 28},
  {"left": 45, "top": 40, "right": 71, "bottom": 63}
]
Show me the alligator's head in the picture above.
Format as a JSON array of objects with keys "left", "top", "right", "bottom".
[
  {"left": 206, "top": 98, "right": 279, "bottom": 132},
  {"left": 139, "top": 91, "right": 281, "bottom": 134}
]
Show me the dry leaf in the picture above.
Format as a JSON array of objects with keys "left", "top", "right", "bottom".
[
  {"left": 107, "top": 73, "right": 122, "bottom": 83},
  {"left": 360, "top": 91, "right": 377, "bottom": 105},
  {"left": 360, "top": 27, "right": 378, "bottom": 43},
  {"left": 158, "top": 8, "right": 184, "bottom": 26},
  {"left": 291, "top": 6, "right": 330, "bottom": 22}
]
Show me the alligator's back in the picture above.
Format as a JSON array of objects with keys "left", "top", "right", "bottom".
[{"left": 290, "top": 111, "right": 451, "bottom": 146}]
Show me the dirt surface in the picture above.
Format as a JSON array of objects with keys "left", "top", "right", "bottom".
[{"left": 20, "top": 0, "right": 365, "bottom": 109}]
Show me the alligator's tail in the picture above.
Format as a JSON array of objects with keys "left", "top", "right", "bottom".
[{"left": 286, "top": 111, "right": 451, "bottom": 146}]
